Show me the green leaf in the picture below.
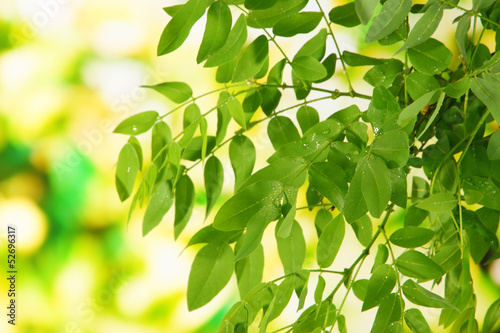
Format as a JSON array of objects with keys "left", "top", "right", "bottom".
[
  {"left": 372, "top": 244, "right": 389, "bottom": 272},
  {"left": 182, "top": 136, "right": 216, "bottom": 161},
  {"left": 362, "top": 157, "right": 391, "bottom": 218},
  {"left": 205, "top": 15, "right": 248, "bottom": 67},
  {"left": 309, "top": 162, "right": 348, "bottom": 209},
  {"left": 471, "top": 75, "right": 500, "bottom": 126},
  {"left": 390, "top": 167, "right": 407, "bottom": 208},
  {"left": 269, "top": 277, "right": 295, "bottom": 320},
  {"left": 344, "top": 166, "right": 368, "bottom": 223},
  {"left": 353, "top": 279, "right": 369, "bottom": 301},
  {"left": 314, "top": 208, "right": 333, "bottom": 237},
  {"left": 389, "top": 226, "right": 434, "bottom": 248},
  {"left": 178, "top": 103, "right": 201, "bottom": 148},
  {"left": 351, "top": 215, "right": 373, "bottom": 247},
  {"left": 204, "top": 156, "right": 224, "bottom": 218},
  {"left": 456, "top": 14, "right": 471, "bottom": 65},
  {"left": 174, "top": 175, "right": 195, "bottom": 239},
  {"left": 187, "top": 225, "right": 242, "bottom": 248},
  {"left": 267, "top": 116, "right": 301, "bottom": 151},
  {"left": 243, "top": 88, "right": 261, "bottom": 116},
  {"left": 473, "top": 0, "right": 496, "bottom": 10},
  {"left": 233, "top": 35, "right": 269, "bottom": 82},
  {"left": 371, "top": 130, "right": 410, "bottom": 168},
  {"left": 314, "top": 275, "right": 326, "bottom": 305},
  {"left": 315, "top": 53, "right": 337, "bottom": 83},
  {"left": 292, "top": 56, "right": 328, "bottom": 81},
  {"left": 488, "top": 130, "right": 500, "bottom": 161},
  {"left": 163, "top": 5, "right": 182, "bottom": 17},
  {"left": 128, "top": 136, "right": 143, "bottom": 171},
  {"left": 244, "top": 0, "right": 277, "bottom": 10},
  {"left": 371, "top": 294, "right": 403, "bottom": 333},
  {"left": 143, "top": 181, "right": 174, "bottom": 236},
  {"left": 233, "top": 211, "right": 273, "bottom": 262},
  {"left": 273, "top": 12, "right": 322, "bottom": 37},
  {"left": 404, "top": 205, "right": 429, "bottom": 227},
  {"left": 216, "top": 92, "right": 231, "bottom": 145},
  {"left": 294, "top": 29, "right": 327, "bottom": 61},
  {"left": 276, "top": 220, "right": 306, "bottom": 274},
  {"left": 197, "top": 1, "right": 232, "bottom": 63},
  {"left": 230, "top": 135, "right": 256, "bottom": 192},
  {"left": 408, "top": 38, "right": 452, "bottom": 75},
  {"left": 402, "top": 280, "right": 458, "bottom": 310},
  {"left": 343, "top": 51, "right": 384, "bottom": 66},
  {"left": 404, "top": 309, "right": 432, "bottom": 333},
  {"left": 397, "top": 2, "right": 444, "bottom": 53},
  {"left": 296, "top": 106, "right": 319, "bottom": 134},
  {"left": 396, "top": 250, "right": 445, "bottom": 280},
  {"left": 398, "top": 90, "right": 438, "bottom": 126},
  {"left": 483, "top": 298, "right": 500, "bottom": 333},
  {"left": 363, "top": 265, "right": 397, "bottom": 311},
  {"left": 247, "top": 0, "right": 307, "bottom": 29},
  {"left": 214, "top": 180, "right": 282, "bottom": 231},
  {"left": 355, "top": 0, "right": 379, "bottom": 25},
  {"left": 365, "top": 0, "right": 412, "bottom": 44},
  {"left": 329, "top": 2, "right": 361, "bottom": 27},
  {"left": 216, "top": 58, "right": 237, "bottom": 83},
  {"left": 329, "top": 105, "right": 361, "bottom": 125},
  {"left": 157, "top": 0, "right": 206, "bottom": 55},
  {"left": 220, "top": 91, "right": 247, "bottom": 130},
  {"left": 416, "top": 193, "right": 457, "bottom": 212},
  {"left": 187, "top": 242, "right": 234, "bottom": 310},
  {"left": 144, "top": 82, "right": 193, "bottom": 104},
  {"left": 240, "top": 156, "right": 307, "bottom": 190},
  {"left": 316, "top": 214, "right": 345, "bottom": 268},
  {"left": 116, "top": 143, "right": 140, "bottom": 202},
  {"left": 406, "top": 72, "right": 441, "bottom": 101},
  {"left": 292, "top": 302, "right": 336, "bottom": 333},
  {"left": 364, "top": 60, "right": 404, "bottom": 88},
  {"left": 114, "top": 111, "right": 159, "bottom": 135},
  {"left": 235, "top": 244, "right": 264, "bottom": 298},
  {"left": 444, "top": 78, "right": 471, "bottom": 99}
]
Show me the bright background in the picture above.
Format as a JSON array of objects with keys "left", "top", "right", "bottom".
[{"left": 0, "top": 0, "right": 499, "bottom": 332}]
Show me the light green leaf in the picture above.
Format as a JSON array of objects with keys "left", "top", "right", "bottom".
[
  {"left": 292, "top": 56, "right": 328, "bottom": 81},
  {"left": 292, "top": 302, "right": 336, "bottom": 333},
  {"left": 416, "top": 193, "right": 457, "bottom": 212},
  {"left": 197, "top": 1, "right": 232, "bottom": 63},
  {"left": 365, "top": 0, "right": 412, "bottom": 44},
  {"left": 204, "top": 156, "right": 224, "bottom": 218},
  {"left": 432, "top": 244, "right": 461, "bottom": 273},
  {"left": 220, "top": 91, "right": 247, "bottom": 130},
  {"left": 398, "top": 90, "right": 438, "bottom": 126},
  {"left": 143, "top": 181, "right": 174, "bottom": 236},
  {"left": 329, "top": 2, "right": 361, "bottom": 27},
  {"left": 144, "top": 82, "right": 193, "bottom": 103},
  {"left": 233, "top": 211, "right": 272, "bottom": 262},
  {"left": 343, "top": 51, "right": 384, "bottom": 66},
  {"left": 235, "top": 244, "right": 264, "bottom": 298},
  {"left": 277, "top": 189, "right": 298, "bottom": 238},
  {"left": 273, "top": 12, "right": 322, "bottom": 37},
  {"left": 267, "top": 116, "right": 301, "bottom": 151},
  {"left": 353, "top": 279, "right": 369, "bottom": 301},
  {"left": 128, "top": 136, "right": 143, "bottom": 171},
  {"left": 233, "top": 35, "right": 269, "bottom": 82},
  {"left": 314, "top": 275, "right": 326, "bottom": 305},
  {"left": 406, "top": 72, "right": 441, "bottom": 101},
  {"left": 294, "top": 29, "right": 327, "bottom": 61},
  {"left": 371, "top": 130, "right": 410, "bottom": 168},
  {"left": 483, "top": 298, "right": 500, "bottom": 333},
  {"left": 456, "top": 14, "right": 471, "bottom": 65},
  {"left": 187, "top": 224, "right": 242, "bottom": 248},
  {"left": 371, "top": 294, "right": 403, "bottom": 333},
  {"left": 182, "top": 136, "right": 216, "bottom": 161},
  {"left": 205, "top": 15, "right": 248, "bottom": 67},
  {"left": 471, "top": 75, "right": 500, "bottom": 125},
  {"left": 296, "top": 106, "right": 319, "bottom": 133},
  {"left": 404, "top": 205, "right": 428, "bottom": 227},
  {"left": 216, "top": 92, "right": 232, "bottom": 145},
  {"left": 408, "top": 38, "right": 452, "bottom": 75},
  {"left": 174, "top": 175, "right": 195, "bottom": 239},
  {"left": 404, "top": 309, "right": 432, "bottom": 333},
  {"left": 269, "top": 277, "right": 295, "bottom": 320},
  {"left": 157, "top": 0, "right": 206, "bottom": 55},
  {"left": 362, "top": 157, "right": 391, "bottom": 218},
  {"left": 178, "top": 104, "right": 201, "bottom": 148},
  {"left": 351, "top": 215, "right": 373, "bottom": 246},
  {"left": 187, "top": 242, "right": 234, "bottom": 310},
  {"left": 245, "top": 0, "right": 277, "bottom": 10},
  {"left": 314, "top": 208, "right": 333, "bottom": 237},
  {"left": 444, "top": 78, "right": 471, "bottom": 99},
  {"left": 390, "top": 167, "right": 407, "bottom": 208},
  {"left": 214, "top": 180, "right": 281, "bottom": 231},
  {"left": 416, "top": 91, "right": 445, "bottom": 142},
  {"left": 200, "top": 117, "right": 208, "bottom": 164},
  {"left": 402, "top": 279, "right": 458, "bottom": 309},
  {"left": 397, "top": 2, "right": 444, "bottom": 53},
  {"left": 276, "top": 220, "right": 306, "bottom": 274},
  {"left": 473, "top": 0, "right": 496, "bottom": 10},
  {"left": 114, "top": 111, "right": 159, "bottom": 135},
  {"left": 309, "top": 162, "right": 348, "bottom": 209},
  {"left": 396, "top": 250, "right": 445, "bottom": 280},
  {"left": 389, "top": 226, "right": 435, "bottom": 248},
  {"left": 344, "top": 166, "right": 368, "bottom": 223},
  {"left": 355, "top": 0, "right": 378, "bottom": 25},
  {"left": 317, "top": 214, "right": 345, "bottom": 268},
  {"left": 488, "top": 130, "right": 500, "bottom": 160},
  {"left": 363, "top": 60, "right": 404, "bottom": 88},
  {"left": 116, "top": 143, "right": 140, "bottom": 202},
  {"left": 372, "top": 244, "right": 389, "bottom": 273},
  {"left": 230, "top": 135, "right": 255, "bottom": 192},
  {"left": 363, "top": 264, "right": 397, "bottom": 311},
  {"left": 247, "top": 0, "right": 307, "bottom": 29},
  {"left": 216, "top": 58, "right": 237, "bottom": 83}
]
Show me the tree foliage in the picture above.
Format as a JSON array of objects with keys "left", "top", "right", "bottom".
[{"left": 115, "top": 0, "right": 500, "bottom": 331}]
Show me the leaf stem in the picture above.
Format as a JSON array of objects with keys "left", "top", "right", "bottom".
[{"left": 438, "top": 0, "right": 500, "bottom": 29}]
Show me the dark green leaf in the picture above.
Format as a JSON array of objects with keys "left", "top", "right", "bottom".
[
  {"left": 234, "top": 210, "right": 275, "bottom": 261},
  {"left": 444, "top": 78, "right": 471, "bottom": 99},
  {"left": 267, "top": 116, "right": 301, "bottom": 151},
  {"left": 187, "top": 225, "right": 242, "bottom": 247},
  {"left": 371, "top": 130, "right": 409, "bottom": 168},
  {"left": 344, "top": 166, "right": 368, "bottom": 223},
  {"left": 390, "top": 167, "right": 407, "bottom": 208},
  {"left": 240, "top": 156, "right": 307, "bottom": 190},
  {"left": 205, "top": 15, "right": 248, "bottom": 67},
  {"left": 269, "top": 277, "right": 295, "bottom": 320},
  {"left": 402, "top": 279, "right": 458, "bottom": 309},
  {"left": 314, "top": 208, "right": 333, "bottom": 237},
  {"left": 178, "top": 103, "right": 201, "bottom": 148},
  {"left": 174, "top": 175, "right": 195, "bottom": 239},
  {"left": 294, "top": 29, "right": 327, "bottom": 61},
  {"left": 242, "top": 89, "right": 261, "bottom": 116},
  {"left": 182, "top": 136, "right": 216, "bottom": 161},
  {"left": 317, "top": 214, "right": 345, "bottom": 268},
  {"left": 404, "top": 309, "right": 432, "bottom": 333},
  {"left": 365, "top": 0, "right": 412, "bottom": 44},
  {"left": 230, "top": 135, "right": 256, "bottom": 192},
  {"left": 432, "top": 244, "right": 461, "bottom": 273},
  {"left": 456, "top": 14, "right": 471, "bottom": 65},
  {"left": 233, "top": 35, "right": 269, "bottom": 82},
  {"left": 292, "top": 56, "right": 328, "bottom": 81},
  {"left": 292, "top": 302, "right": 336, "bottom": 333},
  {"left": 355, "top": 0, "right": 378, "bottom": 25},
  {"left": 116, "top": 143, "right": 140, "bottom": 202},
  {"left": 351, "top": 215, "right": 373, "bottom": 246},
  {"left": 235, "top": 244, "right": 264, "bottom": 298},
  {"left": 114, "top": 111, "right": 159, "bottom": 135},
  {"left": 488, "top": 130, "right": 500, "bottom": 161},
  {"left": 371, "top": 294, "right": 403, "bottom": 333},
  {"left": 309, "top": 162, "right": 348, "bottom": 209},
  {"left": 404, "top": 205, "right": 429, "bottom": 227},
  {"left": 276, "top": 220, "right": 306, "bottom": 274},
  {"left": 187, "top": 242, "right": 234, "bottom": 310},
  {"left": 144, "top": 82, "right": 193, "bottom": 103},
  {"left": 408, "top": 38, "right": 452, "bottom": 75},
  {"left": 244, "top": 0, "right": 277, "bottom": 10},
  {"left": 216, "top": 58, "right": 237, "bottom": 83},
  {"left": 157, "top": 0, "right": 206, "bottom": 55},
  {"left": 143, "top": 181, "right": 174, "bottom": 236},
  {"left": 353, "top": 279, "right": 369, "bottom": 301},
  {"left": 273, "top": 12, "right": 322, "bottom": 37},
  {"left": 329, "top": 2, "right": 360, "bottom": 27},
  {"left": 296, "top": 106, "right": 319, "bottom": 134},
  {"left": 362, "top": 157, "right": 392, "bottom": 218},
  {"left": 343, "top": 51, "right": 384, "bottom": 66},
  {"left": 483, "top": 298, "right": 500, "bottom": 333},
  {"left": 204, "top": 156, "right": 224, "bottom": 218},
  {"left": 372, "top": 244, "right": 389, "bottom": 273},
  {"left": 396, "top": 250, "right": 445, "bottom": 280},
  {"left": 197, "top": 1, "right": 232, "bottom": 63},
  {"left": 416, "top": 193, "right": 457, "bottom": 212},
  {"left": 247, "top": 0, "right": 307, "bottom": 29},
  {"left": 363, "top": 264, "right": 397, "bottom": 311},
  {"left": 329, "top": 105, "right": 361, "bottom": 125},
  {"left": 364, "top": 60, "right": 404, "bottom": 88},
  {"left": 406, "top": 72, "right": 441, "bottom": 101},
  {"left": 314, "top": 53, "right": 337, "bottom": 83},
  {"left": 216, "top": 92, "right": 231, "bottom": 145},
  {"left": 398, "top": 90, "right": 439, "bottom": 126},
  {"left": 390, "top": 226, "right": 434, "bottom": 248}
]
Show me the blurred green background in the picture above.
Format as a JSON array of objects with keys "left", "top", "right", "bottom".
[{"left": 0, "top": 0, "right": 499, "bottom": 332}]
